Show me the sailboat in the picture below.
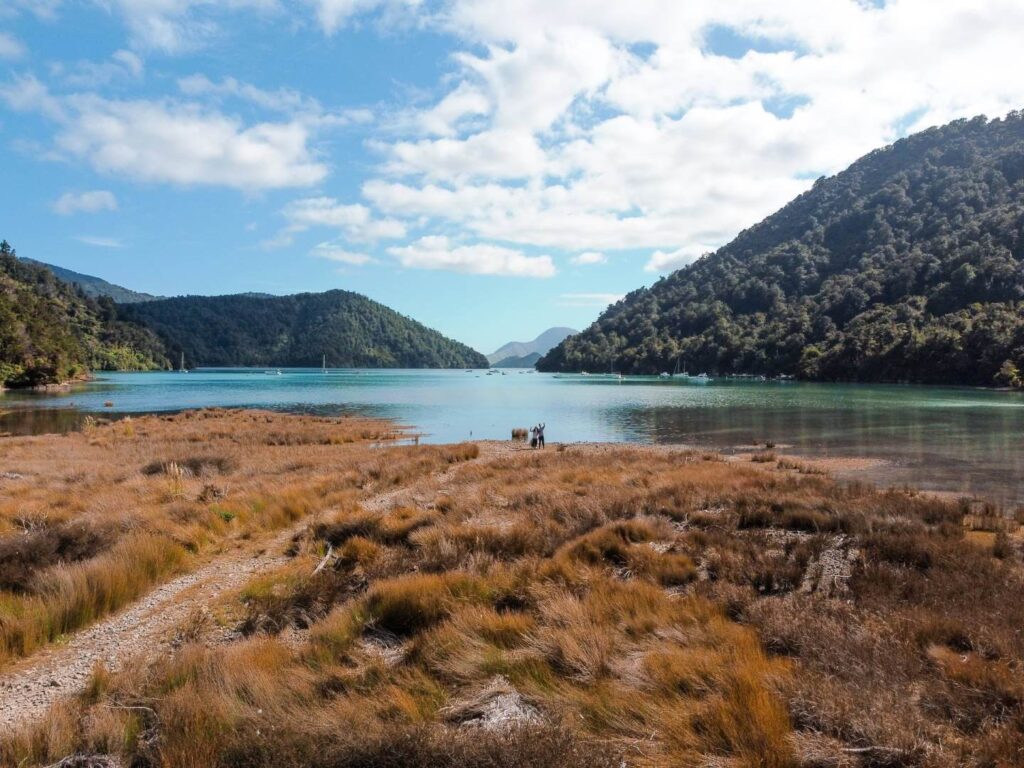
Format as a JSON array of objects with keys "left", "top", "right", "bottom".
[
  {"left": 322, "top": 354, "right": 327, "bottom": 374},
  {"left": 671, "top": 356, "right": 687, "bottom": 378},
  {"left": 608, "top": 358, "right": 623, "bottom": 380},
  {"left": 178, "top": 351, "right": 188, "bottom": 373}
]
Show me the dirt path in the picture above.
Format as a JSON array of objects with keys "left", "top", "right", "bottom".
[
  {"left": 0, "top": 442, "right": 520, "bottom": 733},
  {"left": 0, "top": 528, "right": 299, "bottom": 732}
]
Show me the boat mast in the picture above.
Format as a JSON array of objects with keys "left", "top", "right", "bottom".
[
  {"left": 322, "top": 353, "right": 326, "bottom": 373},
  {"left": 180, "top": 351, "right": 185, "bottom": 372}
]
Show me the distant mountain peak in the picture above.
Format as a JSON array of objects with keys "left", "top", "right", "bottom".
[{"left": 487, "top": 327, "right": 577, "bottom": 365}]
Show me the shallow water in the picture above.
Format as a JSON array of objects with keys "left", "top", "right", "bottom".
[{"left": 2, "top": 369, "right": 1023, "bottom": 504}]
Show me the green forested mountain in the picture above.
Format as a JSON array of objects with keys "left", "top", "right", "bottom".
[
  {"left": 0, "top": 241, "right": 169, "bottom": 387},
  {"left": 120, "top": 291, "right": 489, "bottom": 369},
  {"left": 539, "top": 113, "right": 1024, "bottom": 388},
  {"left": 22, "top": 259, "right": 160, "bottom": 303}
]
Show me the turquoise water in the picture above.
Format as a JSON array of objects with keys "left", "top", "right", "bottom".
[{"left": 2, "top": 369, "right": 1023, "bottom": 503}]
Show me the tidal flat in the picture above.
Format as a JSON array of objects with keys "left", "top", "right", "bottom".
[{"left": 1, "top": 410, "right": 1022, "bottom": 767}]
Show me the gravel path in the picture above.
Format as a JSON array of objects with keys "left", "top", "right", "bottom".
[
  {"left": 0, "top": 442, "right": 515, "bottom": 734},
  {"left": 0, "top": 530, "right": 296, "bottom": 732}
]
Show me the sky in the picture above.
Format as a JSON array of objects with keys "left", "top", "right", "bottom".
[{"left": 1, "top": 1, "right": 1023, "bottom": 354}]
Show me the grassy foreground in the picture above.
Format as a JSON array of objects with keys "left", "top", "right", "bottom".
[{"left": 2, "top": 412, "right": 1024, "bottom": 767}]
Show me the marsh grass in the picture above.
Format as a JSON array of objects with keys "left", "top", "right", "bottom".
[
  {"left": 0, "top": 410, "right": 476, "bottom": 667},
  {"left": 6, "top": 425, "right": 1024, "bottom": 767}
]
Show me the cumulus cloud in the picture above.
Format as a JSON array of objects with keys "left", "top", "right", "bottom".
[
  {"left": 280, "top": 197, "right": 406, "bottom": 243},
  {"left": 344, "top": 0, "right": 1024, "bottom": 271},
  {"left": 306, "top": 0, "right": 423, "bottom": 35},
  {"left": 1, "top": 77, "right": 327, "bottom": 190},
  {"left": 386, "top": 236, "right": 555, "bottom": 277},
  {"left": 311, "top": 242, "right": 375, "bottom": 265},
  {"left": 178, "top": 74, "right": 373, "bottom": 128},
  {"left": 11, "top": 0, "right": 1024, "bottom": 281},
  {"left": 53, "top": 190, "right": 118, "bottom": 215},
  {"left": 570, "top": 251, "right": 606, "bottom": 265},
  {"left": 52, "top": 50, "right": 143, "bottom": 88},
  {"left": 645, "top": 244, "right": 712, "bottom": 273},
  {"left": 102, "top": 0, "right": 279, "bottom": 53},
  {"left": 0, "top": 32, "right": 25, "bottom": 60}
]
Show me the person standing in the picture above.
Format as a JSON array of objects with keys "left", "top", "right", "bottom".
[
  {"left": 529, "top": 425, "right": 538, "bottom": 449},
  {"left": 537, "top": 422, "right": 545, "bottom": 449}
]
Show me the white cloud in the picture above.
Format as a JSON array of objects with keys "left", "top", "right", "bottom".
[
  {"left": 418, "top": 82, "right": 490, "bottom": 136},
  {"left": 177, "top": 74, "right": 373, "bottom": 128},
  {"left": 311, "top": 242, "right": 375, "bottom": 265},
  {"left": 0, "top": 1, "right": 61, "bottom": 20},
  {"left": 339, "top": 0, "right": 1024, "bottom": 271},
  {"left": 570, "top": 251, "right": 606, "bottom": 265},
  {"left": 0, "top": 32, "right": 25, "bottom": 60},
  {"left": 645, "top": 244, "right": 712, "bottom": 273},
  {"left": 52, "top": 50, "right": 143, "bottom": 88},
  {"left": 2, "top": 79, "right": 327, "bottom": 190},
  {"left": 384, "top": 128, "right": 546, "bottom": 181},
  {"left": 53, "top": 190, "right": 119, "bottom": 215},
  {"left": 75, "top": 235, "right": 123, "bottom": 248},
  {"left": 306, "top": 0, "right": 422, "bottom": 35},
  {"left": 557, "top": 292, "right": 624, "bottom": 307},
  {"left": 102, "top": 0, "right": 279, "bottom": 53},
  {"left": 280, "top": 196, "right": 406, "bottom": 242},
  {"left": 387, "top": 236, "right": 555, "bottom": 277}
]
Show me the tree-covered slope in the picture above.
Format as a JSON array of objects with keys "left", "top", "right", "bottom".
[
  {"left": 22, "top": 259, "right": 160, "bottom": 303},
  {"left": 0, "top": 241, "right": 169, "bottom": 387},
  {"left": 120, "top": 291, "right": 489, "bottom": 369},
  {"left": 539, "top": 113, "right": 1024, "bottom": 387}
]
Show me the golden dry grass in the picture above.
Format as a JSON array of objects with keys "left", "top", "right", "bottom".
[
  {"left": 4, "top": 419, "right": 1024, "bottom": 767},
  {"left": 0, "top": 409, "right": 478, "bottom": 665}
]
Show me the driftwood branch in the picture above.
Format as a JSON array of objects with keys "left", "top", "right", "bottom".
[
  {"left": 841, "top": 746, "right": 907, "bottom": 756},
  {"left": 312, "top": 544, "right": 334, "bottom": 575}
]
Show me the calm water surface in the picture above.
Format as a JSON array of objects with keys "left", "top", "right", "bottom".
[{"left": 2, "top": 369, "right": 1023, "bottom": 503}]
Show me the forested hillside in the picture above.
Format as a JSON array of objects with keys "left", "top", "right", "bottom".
[
  {"left": 23, "top": 259, "right": 159, "bottom": 304},
  {"left": 120, "top": 291, "right": 489, "bottom": 369},
  {"left": 0, "top": 241, "right": 169, "bottom": 387},
  {"left": 539, "top": 113, "right": 1024, "bottom": 387}
]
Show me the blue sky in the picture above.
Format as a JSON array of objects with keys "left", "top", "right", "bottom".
[{"left": 2, "top": 1, "right": 1023, "bottom": 353}]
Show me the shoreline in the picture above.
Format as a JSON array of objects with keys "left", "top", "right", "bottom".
[{"left": 0, "top": 403, "right": 1021, "bottom": 507}]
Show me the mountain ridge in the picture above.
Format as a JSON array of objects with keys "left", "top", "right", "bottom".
[
  {"left": 120, "top": 291, "right": 489, "bottom": 369},
  {"left": 487, "top": 327, "right": 577, "bottom": 364},
  {"left": 22, "top": 259, "right": 160, "bottom": 304}
]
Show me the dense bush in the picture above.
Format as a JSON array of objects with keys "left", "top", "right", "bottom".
[{"left": 540, "top": 112, "right": 1024, "bottom": 386}]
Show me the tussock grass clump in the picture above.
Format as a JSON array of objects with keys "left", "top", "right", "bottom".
[
  {"left": 142, "top": 454, "right": 237, "bottom": 477},
  {"left": 0, "top": 521, "right": 117, "bottom": 592},
  {"left": 0, "top": 533, "right": 187, "bottom": 662},
  {"left": 364, "top": 572, "right": 498, "bottom": 636},
  {"left": 240, "top": 559, "right": 367, "bottom": 635}
]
